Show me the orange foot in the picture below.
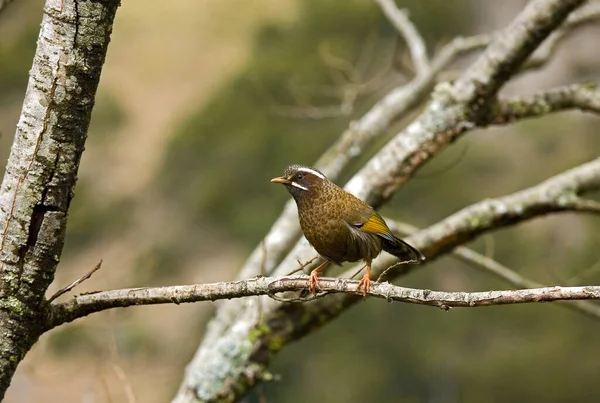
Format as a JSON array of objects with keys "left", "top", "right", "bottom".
[
  {"left": 308, "top": 260, "right": 329, "bottom": 296},
  {"left": 356, "top": 265, "right": 372, "bottom": 297}
]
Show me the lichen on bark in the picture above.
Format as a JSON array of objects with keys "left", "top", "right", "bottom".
[{"left": 0, "top": 0, "right": 120, "bottom": 398}]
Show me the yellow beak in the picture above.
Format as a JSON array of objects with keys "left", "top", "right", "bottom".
[{"left": 270, "top": 176, "right": 291, "bottom": 184}]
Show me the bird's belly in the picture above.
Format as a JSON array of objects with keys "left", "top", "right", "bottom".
[{"left": 300, "top": 218, "right": 380, "bottom": 265}]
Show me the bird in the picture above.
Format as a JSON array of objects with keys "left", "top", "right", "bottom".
[{"left": 271, "top": 164, "right": 425, "bottom": 296}]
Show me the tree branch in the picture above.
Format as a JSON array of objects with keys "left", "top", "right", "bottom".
[
  {"left": 376, "top": 0, "right": 430, "bottom": 74},
  {"left": 46, "top": 276, "right": 600, "bottom": 330},
  {"left": 47, "top": 260, "right": 103, "bottom": 303},
  {"left": 383, "top": 156, "right": 600, "bottom": 272},
  {"left": 389, "top": 221, "right": 600, "bottom": 320},
  {"left": 492, "top": 83, "right": 600, "bottom": 123},
  {"left": 527, "top": 2, "right": 600, "bottom": 68},
  {"left": 454, "top": 246, "right": 600, "bottom": 319},
  {"left": 437, "top": 2, "right": 600, "bottom": 79},
  {"left": 0, "top": 0, "right": 120, "bottom": 398},
  {"left": 451, "top": 0, "right": 585, "bottom": 103},
  {"left": 269, "top": 9, "right": 599, "bottom": 288}
]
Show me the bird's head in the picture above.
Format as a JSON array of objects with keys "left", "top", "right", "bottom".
[{"left": 271, "top": 164, "right": 327, "bottom": 200}]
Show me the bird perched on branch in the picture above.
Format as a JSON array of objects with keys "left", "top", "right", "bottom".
[{"left": 271, "top": 164, "right": 425, "bottom": 296}]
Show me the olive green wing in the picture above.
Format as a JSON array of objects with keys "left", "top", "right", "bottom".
[
  {"left": 349, "top": 210, "right": 425, "bottom": 262},
  {"left": 348, "top": 210, "right": 395, "bottom": 242}
]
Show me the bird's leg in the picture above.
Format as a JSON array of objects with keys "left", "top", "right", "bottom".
[
  {"left": 308, "top": 260, "right": 329, "bottom": 295},
  {"left": 357, "top": 264, "right": 371, "bottom": 297}
]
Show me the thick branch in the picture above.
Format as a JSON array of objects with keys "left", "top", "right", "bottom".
[
  {"left": 437, "top": 2, "right": 600, "bottom": 78},
  {"left": 0, "top": 0, "right": 120, "bottom": 398},
  {"left": 527, "top": 2, "right": 600, "bottom": 68},
  {"left": 46, "top": 277, "right": 600, "bottom": 330},
  {"left": 452, "top": 0, "right": 585, "bottom": 103}
]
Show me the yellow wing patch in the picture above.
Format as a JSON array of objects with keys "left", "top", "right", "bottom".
[{"left": 358, "top": 212, "right": 394, "bottom": 242}]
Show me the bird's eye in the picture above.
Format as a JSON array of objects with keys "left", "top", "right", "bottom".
[{"left": 295, "top": 173, "right": 304, "bottom": 181}]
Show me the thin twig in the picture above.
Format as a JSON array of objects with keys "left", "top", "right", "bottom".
[
  {"left": 260, "top": 241, "right": 267, "bottom": 276},
  {"left": 107, "top": 322, "right": 137, "bottom": 403},
  {"left": 568, "top": 258, "right": 600, "bottom": 285},
  {"left": 567, "top": 198, "right": 600, "bottom": 214},
  {"left": 285, "top": 255, "right": 319, "bottom": 276},
  {"left": 48, "top": 260, "right": 103, "bottom": 303},
  {"left": 377, "top": 0, "right": 430, "bottom": 74}
]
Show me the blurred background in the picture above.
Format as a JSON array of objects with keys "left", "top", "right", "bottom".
[{"left": 1, "top": 0, "right": 600, "bottom": 402}]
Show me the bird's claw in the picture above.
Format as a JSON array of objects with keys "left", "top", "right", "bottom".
[
  {"left": 357, "top": 272, "right": 371, "bottom": 297},
  {"left": 308, "top": 270, "right": 322, "bottom": 295}
]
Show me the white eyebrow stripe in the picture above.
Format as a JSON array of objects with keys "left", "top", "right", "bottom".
[
  {"left": 297, "top": 167, "right": 325, "bottom": 179},
  {"left": 291, "top": 181, "right": 309, "bottom": 191}
]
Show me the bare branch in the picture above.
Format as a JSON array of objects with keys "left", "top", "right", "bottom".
[
  {"left": 451, "top": 0, "right": 587, "bottom": 101},
  {"left": 438, "top": 3, "right": 600, "bottom": 74},
  {"left": 390, "top": 221, "right": 600, "bottom": 320},
  {"left": 527, "top": 2, "right": 600, "bottom": 68},
  {"left": 377, "top": 0, "right": 430, "bottom": 74},
  {"left": 0, "top": 0, "right": 120, "bottom": 397},
  {"left": 492, "top": 83, "right": 600, "bottom": 123},
  {"left": 389, "top": 157, "right": 600, "bottom": 273},
  {"left": 46, "top": 276, "right": 600, "bottom": 330},
  {"left": 565, "top": 198, "right": 600, "bottom": 214},
  {"left": 454, "top": 247, "right": 600, "bottom": 319},
  {"left": 432, "top": 2, "right": 600, "bottom": 81},
  {"left": 47, "top": 260, "right": 103, "bottom": 303}
]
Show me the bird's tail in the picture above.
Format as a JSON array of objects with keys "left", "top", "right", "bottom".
[{"left": 381, "top": 235, "right": 425, "bottom": 263}]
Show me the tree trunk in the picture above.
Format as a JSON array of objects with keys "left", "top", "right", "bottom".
[{"left": 0, "top": 0, "right": 119, "bottom": 398}]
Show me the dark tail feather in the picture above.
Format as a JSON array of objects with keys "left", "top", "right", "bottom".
[{"left": 382, "top": 235, "right": 425, "bottom": 263}]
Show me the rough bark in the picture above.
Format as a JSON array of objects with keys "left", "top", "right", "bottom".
[{"left": 0, "top": 0, "right": 119, "bottom": 398}]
